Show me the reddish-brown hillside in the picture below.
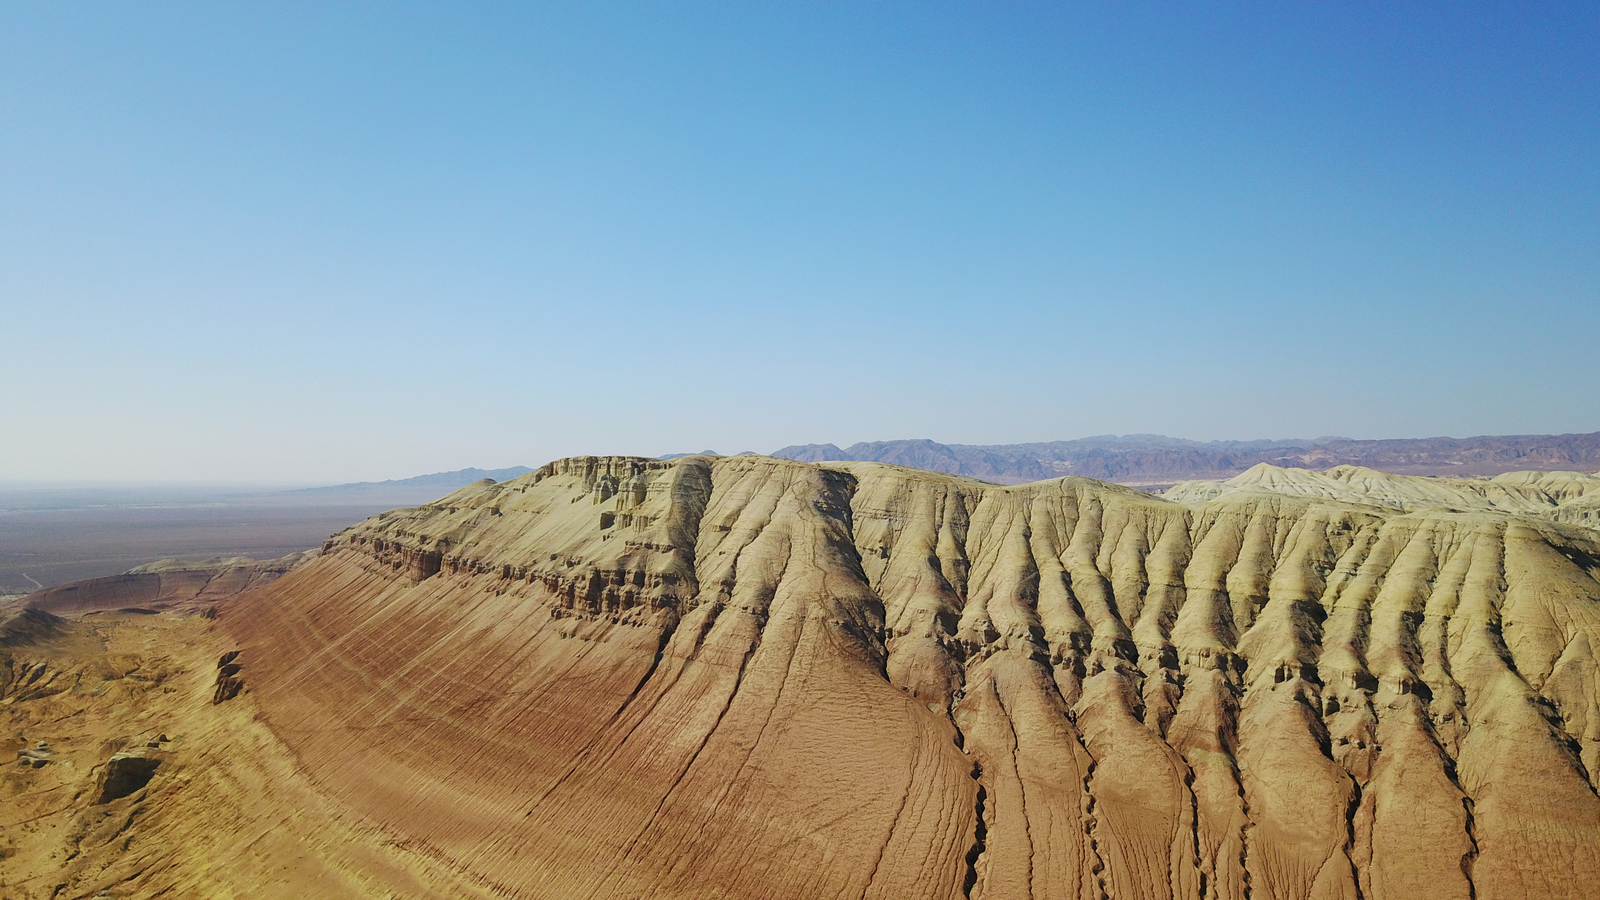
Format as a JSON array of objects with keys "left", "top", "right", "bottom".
[
  {"left": 216, "top": 455, "right": 1600, "bottom": 900},
  {"left": 6, "top": 454, "right": 1600, "bottom": 900}
]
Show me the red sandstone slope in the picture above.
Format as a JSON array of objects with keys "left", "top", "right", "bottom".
[{"left": 223, "top": 455, "right": 1600, "bottom": 900}]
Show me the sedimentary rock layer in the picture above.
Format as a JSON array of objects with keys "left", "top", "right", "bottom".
[{"left": 223, "top": 455, "right": 1600, "bottom": 900}]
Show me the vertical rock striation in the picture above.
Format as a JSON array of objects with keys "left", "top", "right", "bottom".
[{"left": 224, "top": 455, "right": 1600, "bottom": 900}]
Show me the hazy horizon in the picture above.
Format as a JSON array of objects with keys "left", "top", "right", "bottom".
[
  {"left": 4, "top": 3, "right": 1597, "bottom": 483},
  {"left": 4, "top": 427, "right": 1600, "bottom": 490}
]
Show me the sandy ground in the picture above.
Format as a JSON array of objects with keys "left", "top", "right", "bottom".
[{"left": 1, "top": 608, "right": 496, "bottom": 900}]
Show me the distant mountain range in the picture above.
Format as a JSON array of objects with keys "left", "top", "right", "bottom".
[
  {"left": 279, "top": 432, "right": 1600, "bottom": 507},
  {"left": 279, "top": 466, "right": 534, "bottom": 504},
  {"left": 769, "top": 433, "right": 1600, "bottom": 486}
]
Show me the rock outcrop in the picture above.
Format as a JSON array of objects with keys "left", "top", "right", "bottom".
[
  {"left": 97, "top": 750, "right": 163, "bottom": 803},
  {"left": 216, "top": 454, "right": 1600, "bottom": 900}
]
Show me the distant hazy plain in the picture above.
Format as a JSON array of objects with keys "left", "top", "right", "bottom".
[{"left": 0, "top": 486, "right": 442, "bottom": 594}]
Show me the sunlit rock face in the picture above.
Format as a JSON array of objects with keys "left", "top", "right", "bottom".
[{"left": 223, "top": 454, "right": 1600, "bottom": 900}]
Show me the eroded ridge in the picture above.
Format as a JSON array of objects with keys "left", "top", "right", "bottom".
[{"left": 224, "top": 454, "right": 1600, "bottom": 900}]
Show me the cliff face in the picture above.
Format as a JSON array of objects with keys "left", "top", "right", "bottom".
[{"left": 224, "top": 454, "right": 1600, "bottom": 900}]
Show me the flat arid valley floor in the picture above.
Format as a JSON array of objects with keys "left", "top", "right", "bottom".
[
  {"left": 6, "top": 455, "right": 1600, "bottom": 900},
  {"left": 0, "top": 479, "right": 497, "bottom": 597}
]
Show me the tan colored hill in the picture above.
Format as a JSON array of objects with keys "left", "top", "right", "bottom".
[
  {"left": 16, "top": 553, "right": 313, "bottom": 619},
  {"left": 7, "top": 455, "right": 1600, "bottom": 899},
  {"left": 1167, "top": 463, "right": 1600, "bottom": 528}
]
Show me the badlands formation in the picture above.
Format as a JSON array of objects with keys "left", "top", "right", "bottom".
[{"left": 7, "top": 454, "right": 1600, "bottom": 899}]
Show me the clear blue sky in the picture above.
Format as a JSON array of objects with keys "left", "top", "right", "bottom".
[{"left": 3, "top": 2, "right": 1597, "bottom": 483}]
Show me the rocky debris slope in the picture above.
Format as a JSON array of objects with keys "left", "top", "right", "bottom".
[{"left": 220, "top": 455, "right": 1600, "bottom": 900}]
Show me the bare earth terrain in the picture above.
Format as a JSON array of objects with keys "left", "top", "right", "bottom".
[{"left": 6, "top": 454, "right": 1600, "bottom": 899}]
